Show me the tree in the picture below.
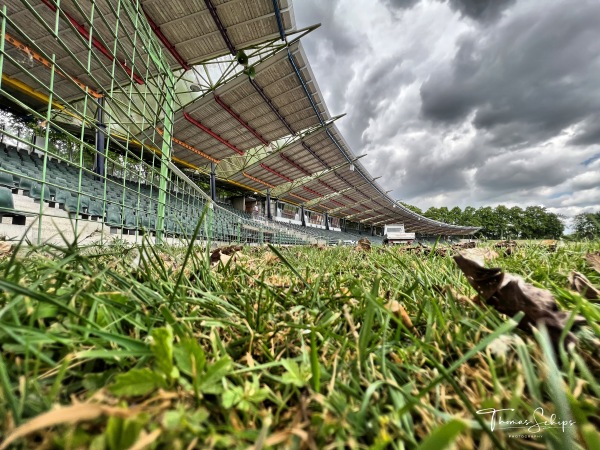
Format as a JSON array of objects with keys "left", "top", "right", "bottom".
[
  {"left": 573, "top": 212, "right": 600, "bottom": 239},
  {"left": 399, "top": 202, "right": 422, "bottom": 215}
]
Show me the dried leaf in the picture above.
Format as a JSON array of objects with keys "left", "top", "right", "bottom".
[
  {"left": 129, "top": 428, "right": 162, "bottom": 450},
  {"left": 454, "top": 254, "right": 587, "bottom": 350},
  {"left": 569, "top": 271, "right": 599, "bottom": 300},
  {"left": 459, "top": 248, "right": 499, "bottom": 266},
  {"left": 263, "top": 251, "right": 279, "bottom": 265},
  {"left": 585, "top": 252, "right": 600, "bottom": 275},
  {"left": 209, "top": 245, "right": 243, "bottom": 265},
  {"left": 0, "top": 241, "right": 13, "bottom": 257},
  {"left": 494, "top": 240, "right": 518, "bottom": 248},
  {"left": 355, "top": 238, "right": 371, "bottom": 252},
  {"left": 385, "top": 300, "right": 417, "bottom": 334},
  {"left": 0, "top": 403, "right": 136, "bottom": 450}
]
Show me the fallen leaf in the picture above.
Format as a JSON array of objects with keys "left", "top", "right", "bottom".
[
  {"left": 210, "top": 245, "right": 243, "bottom": 265},
  {"left": 569, "top": 271, "right": 599, "bottom": 300},
  {"left": 585, "top": 252, "right": 600, "bottom": 275},
  {"left": 454, "top": 254, "right": 587, "bottom": 350},
  {"left": 494, "top": 240, "right": 518, "bottom": 249},
  {"left": 0, "top": 241, "right": 13, "bottom": 257},
  {"left": 129, "top": 428, "right": 162, "bottom": 450},
  {"left": 0, "top": 403, "right": 137, "bottom": 450},
  {"left": 541, "top": 240, "right": 557, "bottom": 252},
  {"left": 385, "top": 300, "right": 417, "bottom": 334},
  {"left": 459, "top": 248, "right": 499, "bottom": 266},
  {"left": 355, "top": 238, "right": 371, "bottom": 252},
  {"left": 263, "top": 251, "right": 279, "bottom": 265}
]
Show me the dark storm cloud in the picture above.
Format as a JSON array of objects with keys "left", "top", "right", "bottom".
[
  {"left": 292, "top": 0, "right": 368, "bottom": 113},
  {"left": 383, "top": 0, "right": 517, "bottom": 22},
  {"left": 474, "top": 154, "right": 573, "bottom": 192},
  {"left": 447, "top": 0, "right": 517, "bottom": 22},
  {"left": 294, "top": 0, "right": 600, "bottom": 217},
  {"left": 569, "top": 115, "right": 600, "bottom": 146},
  {"left": 343, "top": 56, "right": 415, "bottom": 146},
  {"left": 420, "top": 0, "right": 600, "bottom": 149}
]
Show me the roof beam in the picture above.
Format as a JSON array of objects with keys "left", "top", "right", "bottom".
[
  {"left": 40, "top": 0, "right": 144, "bottom": 85},
  {"left": 214, "top": 94, "right": 269, "bottom": 145},
  {"left": 204, "top": 0, "right": 236, "bottom": 55},
  {"left": 143, "top": 8, "right": 191, "bottom": 70},
  {"left": 259, "top": 163, "right": 293, "bottom": 183},
  {"left": 279, "top": 153, "right": 311, "bottom": 176},
  {"left": 183, "top": 112, "right": 245, "bottom": 155}
]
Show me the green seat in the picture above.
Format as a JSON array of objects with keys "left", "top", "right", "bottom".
[
  {"left": 105, "top": 210, "right": 122, "bottom": 229},
  {"left": 87, "top": 200, "right": 103, "bottom": 219},
  {"left": 0, "top": 187, "right": 27, "bottom": 225},
  {"left": 0, "top": 172, "right": 17, "bottom": 193},
  {"left": 64, "top": 195, "right": 81, "bottom": 215},
  {"left": 17, "top": 177, "right": 33, "bottom": 194},
  {"left": 55, "top": 190, "right": 71, "bottom": 207},
  {"left": 29, "top": 182, "right": 54, "bottom": 206},
  {"left": 123, "top": 211, "right": 137, "bottom": 230}
]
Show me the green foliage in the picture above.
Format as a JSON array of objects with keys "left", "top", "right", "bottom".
[
  {"left": 0, "top": 239, "right": 598, "bottom": 449},
  {"left": 573, "top": 211, "right": 600, "bottom": 239},
  {"left": 422, "top": 204, "right": 565, "bottom": 239}
]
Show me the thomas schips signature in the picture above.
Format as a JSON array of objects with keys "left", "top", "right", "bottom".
[{"left": 476, "top": 407, "right": 576, "bottom": 433}]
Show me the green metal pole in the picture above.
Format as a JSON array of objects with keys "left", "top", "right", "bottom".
[{"left": 155, "top": 74, "right": 174, "bottom": 244}]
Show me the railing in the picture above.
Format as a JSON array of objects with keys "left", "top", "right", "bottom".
[{"left": 0, "top": 1, "right": 308, "bottom": 247}]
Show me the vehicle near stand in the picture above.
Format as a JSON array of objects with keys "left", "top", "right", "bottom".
[{"left": 383, "top": 223, "right": 416, "bottom": 245}]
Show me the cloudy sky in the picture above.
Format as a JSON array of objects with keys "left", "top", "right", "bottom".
[{"left": 293, "top": 0, "right": 600, "bottom": 218}]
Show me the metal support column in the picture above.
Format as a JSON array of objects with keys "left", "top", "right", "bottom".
[
  {"left": 325, "top": 212, "right": 330, "bottom": 230},
  {"left": 266, "top": 188, "right": 272, "bottom": 220},
  {"left": 371, "top": 225, "right": 374, "bottom": 236},
  {"left": 156, "top": 76, "right": 175, "bottom": 243},
  {"left": 210, "top": 162, "right": 217, "bottom": 202},
  {"left": 94, "top": 96, "right": 105, "bottom": 177},
  {"left": 300, "top": 204, "right": 306, "bottom": 227}
]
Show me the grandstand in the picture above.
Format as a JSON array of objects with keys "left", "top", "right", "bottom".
[{"left": 0, "top": 0, "right": 478, "bottom": 246}]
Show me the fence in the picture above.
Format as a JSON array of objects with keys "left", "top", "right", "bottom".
[{"left": 0, "top": 1, "right": 309, "bottom": 246}]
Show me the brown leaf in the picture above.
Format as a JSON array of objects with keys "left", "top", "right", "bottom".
[
  {"left": 355, "top": 238, "right": 371, "bottom": 252},
  {"left": 263, "top": 251, "right": 280, "bottom": 265},
  {"left": 0, "top": 241, "right": 13, "bottom": 258},
  {"left": 541, "top": 240, "right": 557, "bottom": 252},
  {"left": 459, "top": 248, "right": 499, "bottom": 266},
  {"left": 209, "top": 245, "right": 243, "bottom": 265},
  {"left": 585, "top": 252, "right": 600, "bottom": 275},
  {"left": 129, "top": 429, "right": 162, "bottom": 450},
  {"left": 454, "top": 254, "right": 586, "bottom": 350},
  {"left": 569, "top": 271, "right": 599, "bottom": 300},
  {"left": 494, "top": 240, "right": 518, "bottom": 249},
  {"left": 0, "top": 403, "right": 136, "bottom": 450},
  {"left": 385, "top": 300, "right": 417, "bottom": 334}
]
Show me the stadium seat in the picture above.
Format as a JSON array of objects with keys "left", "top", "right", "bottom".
[
  {"left": 0, "top": 172, "right": 17, "bottom": 193},
  {"left": 87, "top": 200, "right": 104, "bottom": 220},
  {"left": 0, "top": 187, "right": 27, "bottom": 225},
  {"left": 29, "top": 182, "right": 55, "bottom": 207}
]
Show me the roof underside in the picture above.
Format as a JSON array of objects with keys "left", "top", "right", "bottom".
[{"left": 2, "top": 0, "right": 479, "bottom": 235}]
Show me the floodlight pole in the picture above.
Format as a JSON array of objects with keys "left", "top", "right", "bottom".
[
  {"left": 94, "top": 96, "right": 105, "bottom": 178},
  {"left": 266, "top": 188, "right": 272, "bottom": 220},
  {"left": 210, "top": 162, "right": 217, "bottom": 202}
]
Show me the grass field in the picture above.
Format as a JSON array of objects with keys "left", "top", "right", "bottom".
[{"left": 0, "top": 233, "right": 599, "bottom": 449}]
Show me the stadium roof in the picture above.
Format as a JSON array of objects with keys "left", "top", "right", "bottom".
[{"left": 3, "top": 0, "right": 480, "bottom": 235}]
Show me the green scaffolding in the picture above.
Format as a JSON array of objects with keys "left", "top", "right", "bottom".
[{"left": 0, "top": 0, "right": 311, "bottom": 247}]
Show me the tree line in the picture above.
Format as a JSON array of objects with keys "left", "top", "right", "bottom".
[
  {"left": 401, "top": 203, "right": 565, "bottom": 239},
  {"left": 573, "top": 212, "right": 600, "bottom": 239}
]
